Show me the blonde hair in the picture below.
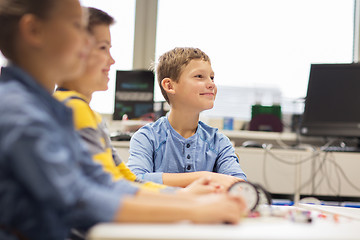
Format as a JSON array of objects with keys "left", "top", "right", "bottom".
[
  {"left": 155, "top": 47, "right": 211, "bottom": 103},
  {"left": 0, "top": 0, "right": 58, "bottom": 59}
]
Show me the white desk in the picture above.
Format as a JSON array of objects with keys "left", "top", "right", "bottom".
[
  {"left": 219, "top": 129, "right": 323, "bottom": 147},
  {"left": 86, "top": 205, "right": 360, "bottom": 240}
]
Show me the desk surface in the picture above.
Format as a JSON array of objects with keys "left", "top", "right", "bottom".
[
  {"left": 110, "top": 129, "right": 324, "bottom": 147},
  {"left": 87, "top": 205, "right": 360, "bottom": 240}
]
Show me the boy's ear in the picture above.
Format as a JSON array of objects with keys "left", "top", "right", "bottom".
[
  {"left": 161, "top": 78, "right": 176, "bottom": 95},
  {"left": 18, "top": 14, "right": 44, "bottom": 48}
]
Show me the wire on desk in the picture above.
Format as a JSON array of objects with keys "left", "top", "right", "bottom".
[
  {"left": 313, "top": 151, "right": 360, "bottom": 195},
  {"left": 328, "top": 154, "right": 342, "bottom": 195},
  {"left": 262, "top": 139, "right": 353, "bottom": 196},
  {"left": 261, "top": 139, "right": 360, "bottom": 206},
  {"left": 296, "top": 151, "right": 341, "bottom": 196},
  {"left": 275, "top": 137, "right": 293, "bottom": 149},
  {"left": 324, "top": 153, "right": 340, "bottom": 196},
  {"left": 327, "top": 156, "right": 360, "bottom": 193},
  {"left": 316, "top": 152, "right": 339, "bottom": 196},
  {"left": 262, "top": 144, "right": 270, "bottom": 190},
  {"left": 263, "top": 144, "right": 320, "bottom": 166},
  {"left": 296, "top": 152, "right": 326, "bottom": 194},
  {"left": 262, "top": 143, "right": 319, "bottom": 191}
]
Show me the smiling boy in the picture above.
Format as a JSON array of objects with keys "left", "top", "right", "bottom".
[{"left": 128, "top": 47, "right": 247, "bottom": 190}]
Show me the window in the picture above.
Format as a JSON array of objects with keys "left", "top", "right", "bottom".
[
  {"left": 0, "top": 1, "right": 135, "bottom": 115},
  {"left": 81, "top": 0, "right": 136, "bottom": 114},
  {"left": 156, "top": 0, "right": 355, "bottom": 119},
  {"left": 0, "top": 53, "right": 6, "bottom": 69}
]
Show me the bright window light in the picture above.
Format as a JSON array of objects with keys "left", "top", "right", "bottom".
[
  {"left": 156, "top": 0, "right": 354, "bottom": 119},
  {"left": 0, "top": 52, "right": 6, "bottom": 69},
  {"left": 81, "top": 0, "right": 136, "bottom": 114}
]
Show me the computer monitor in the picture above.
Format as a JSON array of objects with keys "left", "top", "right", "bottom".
[
  {"left": 300, "top": 63, "right": 360, "bottom": 138},
  {"left": 113, "top": 70, "right": 154, "bottom": 120}
]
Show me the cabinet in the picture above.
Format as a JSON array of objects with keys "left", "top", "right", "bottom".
[{"left": 112, "top": 141, "right": 360, "bottom": 198}]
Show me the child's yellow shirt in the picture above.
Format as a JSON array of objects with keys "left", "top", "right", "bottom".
[{"left": 54, "top": 89, "right": 167, "bottom": 192}]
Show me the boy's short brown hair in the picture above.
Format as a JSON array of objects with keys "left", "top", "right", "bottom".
[
  {"left": 155, "top": 47, "right": 211, "bottom": 104},
  {"left": 87, "top": 7, "right": 114, "bottom": 33},
  {"left": 0, "top": 0, "right": 57, "bottom": 60}
]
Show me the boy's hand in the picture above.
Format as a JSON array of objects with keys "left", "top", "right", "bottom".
[
  {"left": 177, "top": 176, "right": 224, "bottom": 195},
  {"left": 190, "top": 193, "right": 247, "bottom": 224},
  {"left": 162, "top": 171, "right": 245, "bottom": 189},
  {"left": 203, "top": 172, "right": 245, "bottom": 191}
]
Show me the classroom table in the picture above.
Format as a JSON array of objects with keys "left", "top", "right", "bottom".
[{"left": 86, "top": 204, "right": 360, "bottom": 240}]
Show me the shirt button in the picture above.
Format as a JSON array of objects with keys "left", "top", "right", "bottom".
[
  {"left": 186, "top": 143, "right": 190, "bottom": 148},
  {"left": 187, "top": 165, "right": 191, "bottom": 170},
  {"left": 187, "top": 155, "right": 191, "bottom": 159}
]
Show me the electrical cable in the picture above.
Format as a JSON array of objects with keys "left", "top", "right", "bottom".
[
  {"left": 262, "top": 144, "right": 271, "bottom": 190},
  {"left": 323, "top": 153, "right": 338, "bottom": 195},
  {"left": 264, "top": 144, "right": 320, "bottom": 166},
  {"left": 313, "top": 154, "right": 324, "bottom": 193},
  {"left": 328, "top": 156, "right": 360, "bottom": 193},
  {"left": 328, "top": 153, "right": 342, "bottom": 195},
  {"left": 261, "top": 139, "right": 360, "bottom": 196},
  {"left": 309, "top": 153, "right": 327, "bottom": 194}
]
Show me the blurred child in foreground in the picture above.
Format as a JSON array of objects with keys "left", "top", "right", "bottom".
[{"left": 0, "top": 1, "right": 246, "bottom": 239}]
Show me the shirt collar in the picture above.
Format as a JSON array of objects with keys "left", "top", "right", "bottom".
[
  {"left": 0, "top": 64, "right": 73, "bottom": 117},
  {"left": 164, "top": 116, "right": 198, "bottom": 142},
  {"left": 1, "top": 64, "right": 52, "bottom": 96}
]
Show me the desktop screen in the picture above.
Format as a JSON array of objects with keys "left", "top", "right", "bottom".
[
  {"left": 113, "top": 70, "right": 154, "bottom": 120},
  {"left": 301, "top": 63, "right": 360, "bottom": 138}
]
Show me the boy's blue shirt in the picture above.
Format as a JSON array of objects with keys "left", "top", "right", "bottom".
[
  {"left": 128, "top": 116, "right": 247, "bottom": 183},
  {"left": 0, "top": 65, "right": 139, "bottom": 240}
]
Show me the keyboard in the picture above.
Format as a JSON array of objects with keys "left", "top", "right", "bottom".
[
  {"left": 110, "top": 132, "right": 132, "bottom": 141},
  {"left": 323, "top": 146, "right": 360, "bottom": 153}
]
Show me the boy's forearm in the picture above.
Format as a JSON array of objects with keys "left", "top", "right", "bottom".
[
  {"left": 113, "top": 189, "right": 246, "bottom": 224},
  {"left": 114, "top": 192, "right": 194, "bottom": 223},
  {"left": 162, "top": 171, "right": 208, "bottom": 187}
]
